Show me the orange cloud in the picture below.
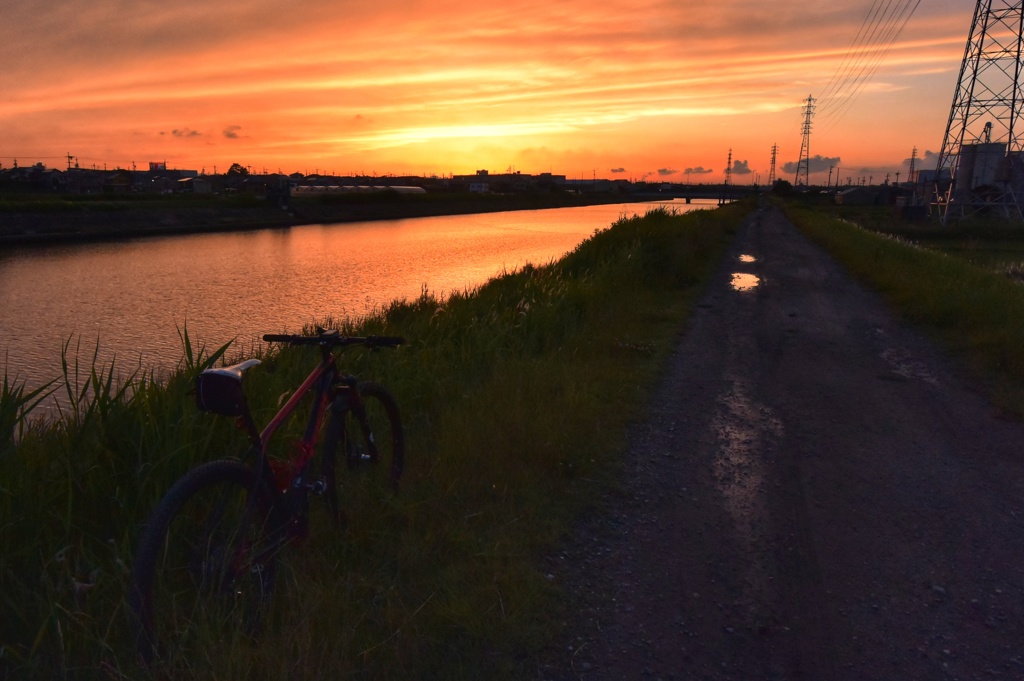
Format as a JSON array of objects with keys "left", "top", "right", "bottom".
[{"left": 0, "top": 1, "right": 972, "bottom": 181}]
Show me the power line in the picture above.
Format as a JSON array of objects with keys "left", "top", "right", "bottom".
[
  {"left": 817, "top": 0, "right": 921, "bottom": 129},
  {"left": 819, "top": 0, "right": 910, "bottom": 107},
  {"left": 819, "top": 0, "right": 894, "bottom": 104}
]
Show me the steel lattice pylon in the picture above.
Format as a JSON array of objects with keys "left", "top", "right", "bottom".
[
  {"left": 934, "top": 0, "right": 1024, "bottom": 222},
  {"left": 795, "top": 95, "right": 815, "bottom": 187}
]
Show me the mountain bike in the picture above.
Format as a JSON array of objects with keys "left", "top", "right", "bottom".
[{"left": 128, "top": 329, "right": 404, "bottom": 666}]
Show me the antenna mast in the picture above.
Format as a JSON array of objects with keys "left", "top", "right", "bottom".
[
  {"left": 795, "top": 95, "right": 816, "bottom": 187},
  {"left": 934, "top": 0, "right": 1024, "bottom": 222}
]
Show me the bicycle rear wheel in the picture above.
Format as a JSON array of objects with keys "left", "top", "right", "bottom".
[
  {"left": 128, "top": 459, "right": 282, "bottom": 668},
  {"left": 344, "top": 381, "right": 404, "bottom": 493}
]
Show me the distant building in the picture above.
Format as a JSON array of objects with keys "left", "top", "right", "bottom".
[
  {"left": 178, "top": 177, "right": 213, "bottom": 193},
  {"left": 104, "top": 170, "right": 133, "bottom": 193}
]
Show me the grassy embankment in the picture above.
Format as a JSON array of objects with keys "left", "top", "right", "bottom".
[
  {"left": 0, "top": 202, "right": 748, "bottom": 679},
  {"left": 783, "top": 201, "right": 1024, "bottom": 416}
]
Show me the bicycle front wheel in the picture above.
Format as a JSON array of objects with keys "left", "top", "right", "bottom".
[
  {"left": 128, "top": 459, "right": 282, "bottom": 668},
  {"left": 344, "top": 381, "right": 405, "bottom": 493}
]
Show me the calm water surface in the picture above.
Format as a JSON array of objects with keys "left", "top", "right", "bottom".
[{"left": 1, "top": 200, "right": 711, "bottom": 391}]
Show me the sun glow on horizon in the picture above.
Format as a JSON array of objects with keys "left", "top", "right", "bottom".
[{"left": 0, "top": 1, "right": 973, "bottom": 181}]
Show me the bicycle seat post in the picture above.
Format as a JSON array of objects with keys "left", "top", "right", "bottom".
[
  {"left": 239, "top": 403, "right": 261, "bottom": 446},
  {"left": 318, "top": 329, "right": 340, "bottom": 362}
]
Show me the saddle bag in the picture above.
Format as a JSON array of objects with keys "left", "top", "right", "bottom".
[{"left": 194, "top": 372, "right": 247, "bottom": 417}]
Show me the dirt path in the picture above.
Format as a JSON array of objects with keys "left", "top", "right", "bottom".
[{"left": 537, "top": 205, "right": 1024, "bottom": 680}]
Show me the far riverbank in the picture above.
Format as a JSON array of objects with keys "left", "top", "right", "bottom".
[{"left": 0, "top": 191, "right": 660, "bottom": 247}]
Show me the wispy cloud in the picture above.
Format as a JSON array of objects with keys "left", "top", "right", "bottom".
[{"left": 0, "top": 1, "right": 971, "bottom": 176}]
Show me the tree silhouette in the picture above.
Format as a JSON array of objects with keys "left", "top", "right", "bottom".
[{"left": 226, "top": 163, "right": 249, "bottom": 176}]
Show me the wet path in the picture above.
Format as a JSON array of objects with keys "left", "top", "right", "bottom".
[{"left": 539, "top": 205, "right": 1024, "bottom": 680}]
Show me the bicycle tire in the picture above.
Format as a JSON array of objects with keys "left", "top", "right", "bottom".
[
  {"left": 128, "top": 459, "right": 282, "bottom": 667},
  {"left": 345, "top": 381, "right": 405, "bottom": 493}
]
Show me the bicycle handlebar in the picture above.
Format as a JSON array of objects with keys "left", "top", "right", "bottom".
[{"left": 262, "top": 331, "right": 404, "bottom": 349}]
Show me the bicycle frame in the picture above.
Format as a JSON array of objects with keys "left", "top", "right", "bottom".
[
  {"left": 203, "top": 332, "right": 401, "bottom": 530},
  {"left": 262, "top": 353, "right": 334, "bottom": 461}
]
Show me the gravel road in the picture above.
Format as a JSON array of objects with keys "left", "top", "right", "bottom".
[{"left": 537, "top": 204, "right": 1024, "bottom": 680}]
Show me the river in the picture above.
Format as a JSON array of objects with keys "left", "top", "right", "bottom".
[{"left": 0, "top": 199, "right": 713, "bottom": 392}]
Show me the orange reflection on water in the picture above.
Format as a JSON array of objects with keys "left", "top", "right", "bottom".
[
  {"left": 739, "top": 254, "right": 756, "bottom": 263},
  {"left": 730, "top": 272, "right": 760, "bottom": 291}
]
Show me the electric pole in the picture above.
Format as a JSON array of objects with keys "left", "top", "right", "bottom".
[{"left": 795, "top": 94, "right": 816, "bottom": 187}]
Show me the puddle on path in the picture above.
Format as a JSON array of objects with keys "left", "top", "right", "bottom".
[
  {"left": 739, "top": 254, "right": 757, "bottom": 263},
  {"left": 730, "top": 272, "right": 760, "bottom": 291}
]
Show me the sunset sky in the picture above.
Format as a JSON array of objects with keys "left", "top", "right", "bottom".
[{"left": 0, "top": 1, "right": 973, "bottom": 183}]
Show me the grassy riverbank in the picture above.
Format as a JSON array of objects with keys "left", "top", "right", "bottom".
[
  {"left": 783, "top": 202, "right": 1024, "bottom": 417},
  {"left": 0, "top": 202, "right": 747, "bottom": 679},
  {"left": 0, "top": 191, "right": 651, "bottom": 246}
]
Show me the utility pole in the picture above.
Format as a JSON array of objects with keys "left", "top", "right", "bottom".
[
  {"left": 795, "top": 94, "right": 816, "bottom": 187},
  {"left": 935, "top": 0, "right": 1024, "bottom": 222},
  {"left": 828, "top": 164, "right": 834, "bottom": 189}
]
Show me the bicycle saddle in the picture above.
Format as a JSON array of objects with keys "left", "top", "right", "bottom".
[
  {"left": 201, "top": 358, "right": 262, "bottom": 381},
  {"left": 195, "top": 359, "right": 262, "bottom": 416}
]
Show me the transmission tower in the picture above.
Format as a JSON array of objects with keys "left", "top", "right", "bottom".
[
  {"left": 769, "top": 143, "right": 778, "bottom": 186},
  {"left": 725, "top": 148, "right": 733, "bottom": 186},
  {"left": 934, "top": 0, "right": 1024, "bottom": 222},
  {"left": 908, "top": 146, "right": 918, "bottom": 186},
  {"left": 795, "top": 95, "right": 815, "bottom": 187}
]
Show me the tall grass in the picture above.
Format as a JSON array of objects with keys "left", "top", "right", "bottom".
[
  {"left": 784, "top": 203, "right": 1024, "bottom": 415},
  {"left": 0, "top": 203, "right": 747, "bottom": 679}
]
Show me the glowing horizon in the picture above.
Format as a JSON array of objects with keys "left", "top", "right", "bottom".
[{"left": 0, "top": 1, "right": 973, "bottom": 183}]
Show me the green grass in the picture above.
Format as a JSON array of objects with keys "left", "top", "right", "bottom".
[
  {"left": 0, "top": 203, "right": 748, "bottom": 679},
  {"left": 783, "top": 202, "right": 1024, "bottom": 416},
  {"left": 904, "top": 237, "right": 1024, "bottom": 281},
  {"left": 815, "top": 202, "right": 1024, "bottom": 278}
]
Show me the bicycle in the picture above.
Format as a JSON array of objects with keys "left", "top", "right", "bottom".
[{"left": 128, "top": 329, "right": 404, "bottom": 667}]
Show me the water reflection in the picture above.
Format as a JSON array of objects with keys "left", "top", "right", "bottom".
[
  {"left": 738, "top": 254, "right": 757, "bottom": 263},
  {"left": 730, "top": 273, "right": 760, "bottom": 291},
  {"left": 0, "top": 200, "right": 715, "bottom": 391}
]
